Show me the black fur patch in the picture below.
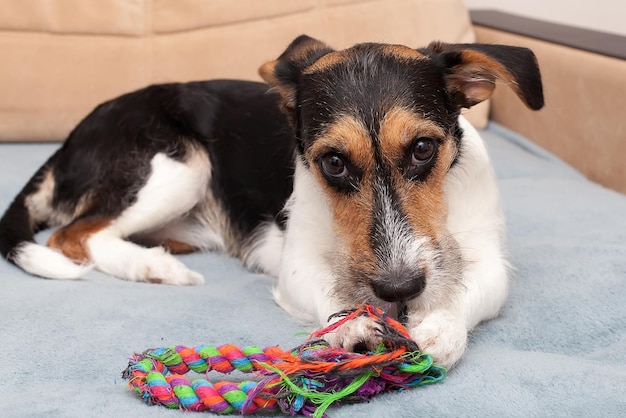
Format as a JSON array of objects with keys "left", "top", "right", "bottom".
[
  {"left": 0, "top": 80, "right": 296, "bottom": 260},
  {"left": 297, "top": 44, "right": 461, "bottom": 153}
]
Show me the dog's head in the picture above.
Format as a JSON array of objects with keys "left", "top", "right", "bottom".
[{"left": 260, "top": 36, "right": 543, "bottom": 305}]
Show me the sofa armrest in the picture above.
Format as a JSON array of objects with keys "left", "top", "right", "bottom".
[{"left": 471, "top": 10, "right": 626, "bottom": 194}]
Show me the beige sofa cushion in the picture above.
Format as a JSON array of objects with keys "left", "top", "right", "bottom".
[
  {"left": 0, "top": 0, "right": 145, "bottom": 35},
  {"left": 0, "top": 0, "right": 485, "bottom": 142},
  {"left": 152, "top": 0, "right": 316, "bottom": 33},
  {"left": 474, "top": 25, "right": 626, "bottom": 194}
]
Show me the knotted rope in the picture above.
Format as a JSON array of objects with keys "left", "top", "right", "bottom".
[{"left": 122, "top": 304, "right": 446, "bottom": 417}]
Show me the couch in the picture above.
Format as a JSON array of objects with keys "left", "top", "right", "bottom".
[
  {"left": 0, "top": 0, "right": 487, "bottom": 142},
  {"left": 1, "top": 1, "right": 625, "bottom": 417}
]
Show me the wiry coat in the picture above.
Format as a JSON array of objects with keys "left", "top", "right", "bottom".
[{"left": 0, "top": 36, "right": 543, "bottom": 368}]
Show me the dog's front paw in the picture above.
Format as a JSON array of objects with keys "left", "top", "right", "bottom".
[
  {"left": 138, "top": 247, "right": 205, "bottom": 286},
  {"left": 408, "top": 310, "right": 467, "bottom": 369},
  {"left": 323, "top": 315, "right": 385, "bottom": 353}
]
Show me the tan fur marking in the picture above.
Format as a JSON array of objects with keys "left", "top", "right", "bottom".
[
  {"left": 306, "top": 110, "right": 457, "bottom": 275},
  {"left": 380, "top": 44, "right": 426, "bottom": 60},
  {"left": 397, "top": 140, "right": 457, "bottom": 240},
  {"left": 288, "top": 37, "right": 331, "bottom": 62},
  {"left": 162, "top": 240, "right": 197, "bottom": 255},
  {"left": 378, "top": 107, "right": 446, "bottom": 165},
  {"left": 47, "top": 218, "right": 111, "bottom": 263},
  {"left": 305, "top": 117, "right": 379, "bottom": 276},
  {"left": 306, "top": 116, "right": 374, "bottom": 173},
  {"left": 329, "top": 185, "right": 378, "bottom": 276},
  {"left": 447, "top": 50, "right": 521, "bottom": 106},
  {"left": 72, "top": 192, "right": 96, "bottom": 219},
  {"left": 258, "top": 59, "right": 297, "bottom": 112},
  {"left": 378, "top": 107, "right": 455, "bottom": 241},
  {"left": 303, "top": 51, "right": 348, "bottom": 74},
  {"left": 258, "top": 37, "right": 332, "bottom": 108},
  {"left": 258, "top": 59, "right": 279, "bottom": 86}
]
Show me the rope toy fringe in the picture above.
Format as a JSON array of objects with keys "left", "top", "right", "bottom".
[{"left": 122, "top": 304, "right": 446, "bottom": 417}]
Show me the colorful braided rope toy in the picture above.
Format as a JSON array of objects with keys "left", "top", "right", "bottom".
[{"left": 122, "top": 304, "right": 446, "bottom": 417}]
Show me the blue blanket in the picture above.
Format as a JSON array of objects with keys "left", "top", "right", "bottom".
[{"left": 1, "top": 123, "right": 625, "bottom": 417}]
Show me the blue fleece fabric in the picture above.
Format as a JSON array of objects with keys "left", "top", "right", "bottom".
[{"left": 1, "top": 123, "right": 625, "bottom": 417}]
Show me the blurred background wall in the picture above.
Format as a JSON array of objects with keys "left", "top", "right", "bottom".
[{"left": 463, "top": 0, "right": 626, "bottom": 36}]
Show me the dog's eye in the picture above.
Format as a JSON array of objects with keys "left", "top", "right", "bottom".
[
  {"left": 404, "top": 137, "right": 439, "bottom": 182},
  {"left": 320, "top": 154, "right": 349, "bottom": 178},
  {"left": 318, "top": 153, "right": 361, "bottom": 192},
  {"left": 411, "top": 137, "right": 437, "bottom": 164}
]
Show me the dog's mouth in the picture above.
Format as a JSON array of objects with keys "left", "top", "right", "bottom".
[{"left": 396, "top": 300, "right": 410, "bottom": 325}]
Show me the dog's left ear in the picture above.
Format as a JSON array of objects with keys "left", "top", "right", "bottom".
[
  {"left": 259, "top": 35, "right": 334, "bottom": 114},
  {"left": 421, "top": 42, "right": 544, "bottom": 110}
]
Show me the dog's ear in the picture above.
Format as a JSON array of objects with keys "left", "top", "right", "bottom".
[
  {"left": 259, "top": 35, "right": 334, "bottom": 113},
  {"left": 420, "top": 42, "right": 544, "bottom": 110}
]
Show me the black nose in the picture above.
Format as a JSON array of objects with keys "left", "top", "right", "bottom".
[{"left": 370, "top": 271, "right": 425, "bottom": 302}]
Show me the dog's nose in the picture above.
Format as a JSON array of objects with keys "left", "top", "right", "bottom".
[{"left": 370, "top": 270, "right": 425, "bottom": 302}]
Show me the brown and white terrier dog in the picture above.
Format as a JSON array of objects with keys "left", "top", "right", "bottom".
[{"left": 0, "top": 35, "right": 543, "bottom": 368}]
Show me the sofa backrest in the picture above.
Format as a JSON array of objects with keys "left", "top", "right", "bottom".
[{"left": 0, "top": 0, "right": 484, "bottom": 142}]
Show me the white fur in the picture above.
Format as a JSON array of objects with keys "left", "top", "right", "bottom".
[
  {"left": 24, "top": 170, "right": 72, "bottom": 227},
  {"left": 272, "top": 159, "right": 343, "bottom": 326},
  {"left": 14, "top": 170, "right": 92, "bottom": 280},
  {"left": 13, "top": 242, "right": 93, "bottom": 280},
  {"left": 137, "top": 185, "right": 233, "bottom": 255},
  {"left": 323, "top": 315, "right": 384, "bottom": 350},
  {"left": 402, "top": 117, "right": 508, "bottom": 368},
  {"left": 274, "top": 116, "right": 509, "bottom": 369},
  {"left": 88, "top": 235, "right": 203, "bottom": 285},
  {"left": 444, "top": 116, "right": 509, "bottom": 329},
  {"left": 86, "top": 152, "right": 209, "bottom": 285},
  {"left": 144, "top": 215, "right": 228, "bottom": 254},
  {"left": 407, "top": 309, "right": 468, "bottom": 368},
  {"left": 243, "top": 221, "right": 286, "bottom": 277},
  {"left": 372, "top": 178, "right": 433, "bottom": 278},
  {"left": 109, "top": 153, "right": 209, "bottom": 236}
]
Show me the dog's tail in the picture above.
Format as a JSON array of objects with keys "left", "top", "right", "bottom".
[{"left": 0, "top": 154, "right": 92, "bottom": 280}]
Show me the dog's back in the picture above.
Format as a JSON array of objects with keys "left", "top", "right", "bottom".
[{"left": 0, "top": 80, "right": 294, "bottom": 281}]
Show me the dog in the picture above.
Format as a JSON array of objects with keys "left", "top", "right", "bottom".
[{"left": 0, "top": 35, "right": 543, "bottom": 368}]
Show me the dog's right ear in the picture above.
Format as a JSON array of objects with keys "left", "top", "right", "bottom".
[
  {"left": 259, "top": 35, "right": 334, "bottom": 114},
  {"left": 420, "top": 42, "right": 544, "bottom": 110}
]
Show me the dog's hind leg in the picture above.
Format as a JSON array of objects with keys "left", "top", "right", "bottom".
[{"left": 79, "top": 150, "right": 210, "bottom": 285}]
